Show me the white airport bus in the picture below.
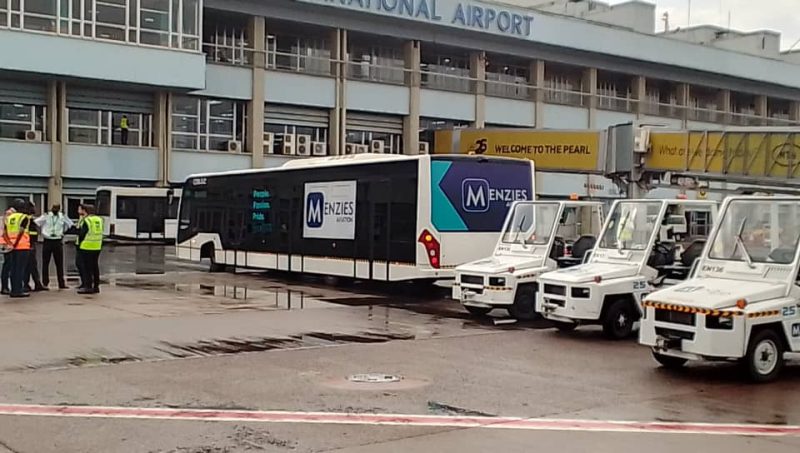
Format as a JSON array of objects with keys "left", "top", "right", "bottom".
[
  {"left": 176, "top": 154, "right": 535, "bottom": 280},
  {"left": 95, "top": 186, "right": 181, "bottom": 241}
]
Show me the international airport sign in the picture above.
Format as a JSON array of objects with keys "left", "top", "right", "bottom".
[
  {"left": 435, "top": 129, "right": 604, "bottom": 173},
  {"left": 296, "top": 0, "right": 534, "bottom": 38},
  {"left": 304, "top": 180, "right": 357, "bottom": 240}
]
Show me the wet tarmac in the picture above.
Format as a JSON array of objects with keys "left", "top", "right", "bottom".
[{"left": 0, "top": 245, "right": 798, "bottom": 452}]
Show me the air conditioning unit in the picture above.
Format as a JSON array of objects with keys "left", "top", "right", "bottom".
[
  {"left": 355, "top": 144, "right": 369, "bottom": 154},
  {"left": 633, "top": 127, "right": 651, "bottom": 154},
  {"left": 283, "top": 134, "right": 296, "bottom": 146},
  {"left": 227, "top": 140, "right": 242, "bottom": 152},
  {"left": 282, "top": 141, "right": 295, "bottom": 155},
  {"left": 312, "top": 141, "right": 327, "bottom": 156},
  {"left": 370, "top": 140, "right": 385, "bottom": 154},
  {"left": 25, "top": 130, "right": 42, "bottom": 141},
  {"left": 263, "top": 132, "right": 274, "bottom": 154},
  {"left": 418, "top": 141, "right": 430, "bottom": 154},
  {"left": 296, "top": 134, "right": 312, "bottom": 156},
  {"left": 344, "top": 143, "right": 356, "bottom": 155}
]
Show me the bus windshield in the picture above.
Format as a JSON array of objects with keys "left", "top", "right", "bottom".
[
  {"left": 709, "top": 199, "right": 800, "bottom": 265},
  {"left": 600, "top": 201, "right": 662, "bottom": 251},
  {"left": 501, "top": 202, "right": 559, "bottom": 245}
]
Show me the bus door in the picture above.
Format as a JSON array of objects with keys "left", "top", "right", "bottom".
[{"left": 368, "top": 179, "right": 392, "bottom": 280}]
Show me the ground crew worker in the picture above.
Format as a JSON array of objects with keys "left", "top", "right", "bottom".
[
  {"left": 36, "top": 204, "right": 73, "bottom": 289},
  {"left": 76, "top": 204, "right": 103, "bottom": 294},
  {"left": 0, "top": 206, "right": 14, "bottom": 295},
  {"left": 4, "top": 199, "right": 32, "bottom": 298},
  {"left": 120, "top": 114, "right": 129, "bottom": 145},
  {"left": 25, "top": 201, "right": 46, "bottom": 292}
]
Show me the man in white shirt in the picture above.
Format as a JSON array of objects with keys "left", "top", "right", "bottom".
[{"left": 35, "top": 204, "right": 73, "bottom": 289}]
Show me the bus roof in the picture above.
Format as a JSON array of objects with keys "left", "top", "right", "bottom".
[
  {"left": 95, "top": 186, "right": 180, "bottom": 196},
  {"left": 183, "top": 154, "right": 531, "bottom": 181}
]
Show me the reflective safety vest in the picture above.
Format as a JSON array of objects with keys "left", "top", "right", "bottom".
[
  {"left": 4, "top": 213, "right": 31, "bottom": 251},
  {"left": 120, "top": 117, "right": 129, "bottom": 129},
  {"left": 79, "top": 215, "right": 103, "bottom": 251}
]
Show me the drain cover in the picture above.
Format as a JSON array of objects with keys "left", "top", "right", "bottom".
[{"left": 347, "top": 373, "right": 402, "bottom": 384}]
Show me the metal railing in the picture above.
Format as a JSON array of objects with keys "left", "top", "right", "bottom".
[{"left": 199, "top": 42, "right": 799, "bottom": 126}]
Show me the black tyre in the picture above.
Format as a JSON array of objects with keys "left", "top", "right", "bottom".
[
  {"left": 464, "top": 305, "right": 492, "bottom": 317},
  {"left": 508, "top": 285, "right": 541, "bottom": 321},
  {"left": 652, "top": 350, "right": 688, "bottom": 369},
  {"left": 554, "top": 321, "right": 577, "bottom": 332},
  {"left": 743, "top": 329, "right": 784, "bottom": 383},
  {"left": 602, "top": 299, "right": 636, "bottom": 340}
]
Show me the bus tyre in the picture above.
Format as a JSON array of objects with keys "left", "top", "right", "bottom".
[
  {"left": 554, "top": 322, "right": 577, "bottom": 332},
  {"left": 602, "top": 299, "right": 635, "bottom": 340},
  {"left": 508, "top": 285, "right": 540, "bottom": 321},
  {"left": 464, "top": 305, "right": 492, "bottom": 317},
  {"left": 743, "top": 329, "right": 784, "bottom": 383},
  {"left": 652, "top": 350, "right": 688, "bottom": 369}
]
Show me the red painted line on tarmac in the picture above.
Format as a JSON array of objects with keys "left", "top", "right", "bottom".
[{"left": 0, "top": 404, "right": 798, "bottom": 437}]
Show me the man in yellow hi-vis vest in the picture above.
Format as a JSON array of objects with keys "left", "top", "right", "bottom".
[
  {"left": 76, "top": 204, "right": 103, "bottom": 294},
  {"left": 3, "top": 199, "right": 32, "bottom": 298}
]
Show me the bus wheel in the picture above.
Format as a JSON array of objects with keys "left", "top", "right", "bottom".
[
  {"left": 508, "top": 285, "right": 540, "bottom": 321},
  {"left": 743, "top": 329, "right": 784, "bottom": 383},
  {"left": 464, "top": 306, "right": 492, "bottom": 317},
  {"left": 602, "top": 299, "right": 635, "bottom": 340},
  {"left": 652, "top": 350, "right": 688, "bottom": 369}
]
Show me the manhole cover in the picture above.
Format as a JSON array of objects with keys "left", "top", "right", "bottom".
[{"left": 347, "top": 373, "right": 402, "bottom": 384}]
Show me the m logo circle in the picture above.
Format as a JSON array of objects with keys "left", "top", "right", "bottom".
[{"left": 306, "top": 192, "right": 324, "bottom": 228}]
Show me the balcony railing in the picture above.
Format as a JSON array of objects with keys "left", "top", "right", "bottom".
[{"left": 199, "top": 42, "right": 800, "bottom": 127}]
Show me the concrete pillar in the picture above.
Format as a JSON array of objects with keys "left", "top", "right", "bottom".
[
  {"left": 403, "top": 40, "right": 421, "bottom": 155},
  {"left": 755, "top": 95, "right": 768, "bottom": 124},
  {"left": 470, "top": 51, "right": 486, "bottom": 128},
  {"left": 632, "top": 75, "right": 646, "bottom": 118},
  {"left": 582, "top": 67, "right": 597, "bottom": 128},
  {"left": 47, "top": 81, "right": 64, "bottom": 205},
  {"left": 716, "top": 89, "right": 731, "bottom": 124},
  {"left": 329, "top": 28, "right": 346, "bottom": 155},
  {"left": 529, "top": 60, "right": 545, "bottom": 128},
  {"left": 154, "top": 92, "right": 169, "bottom": 186},
  {"left": 790, "top": 101, "right": 800, "bottom": 123},
  {"left": 677, "top": 83, "right": 690, "bottom": 127},
  {"left": 247, "top": 15, "right": 266, "bottom": 167}
]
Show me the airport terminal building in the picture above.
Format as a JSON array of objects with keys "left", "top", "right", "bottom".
[{"left": 2, "top": 0, "right": 800, "bottom": 215}]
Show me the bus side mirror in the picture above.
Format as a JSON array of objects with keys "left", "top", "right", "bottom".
[
  {"left": 167, "top": 189, "right": 174, "bottom": 205},
  {"left": 582, "top": 250, "right": 593, "bottom": 264},
  {"left": 689, "top": 258, "right": 700, "bottom": 278}
]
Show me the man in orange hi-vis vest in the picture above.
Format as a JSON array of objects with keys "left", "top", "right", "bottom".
[
  {"left": 3, "top": 199, "right": 32, "bottom": 298},
  {"left": 0, "top": 206, "right": 14, "bottom": 295}
]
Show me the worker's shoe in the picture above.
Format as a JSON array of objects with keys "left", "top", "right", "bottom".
[
  {"left": 9, "top": 293, "right": 30, "bottom": 298},
  {"left": 77, "top": 288, "right": 94, "bottom": 295}
]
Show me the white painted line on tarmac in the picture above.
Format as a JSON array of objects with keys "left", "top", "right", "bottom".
[{"left": 0, "top": 403, "right": 798, "bottom": 437}]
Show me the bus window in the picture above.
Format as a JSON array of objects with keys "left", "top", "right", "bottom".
[
  {"left": 167, "top": 194, "right": 180, "bottom": 219},
  {"left": 117, "top": 197, "right": 137, "bottom": 219},
  {"left": 96, "top": 191, "right": 111, "bottom": 216}
]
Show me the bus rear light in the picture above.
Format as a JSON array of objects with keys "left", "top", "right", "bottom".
[{"left": 418, "top": 230, "right": 441, "bottom": 269}]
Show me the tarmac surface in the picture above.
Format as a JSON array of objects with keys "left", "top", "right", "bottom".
[{"left": 0, "top": 245, "right": 798, "bottom": 452}]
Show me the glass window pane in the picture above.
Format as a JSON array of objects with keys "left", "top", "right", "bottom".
[
  {"left": 181, "top": 36, "right": 198, "bottom": 50},
  {"left": 171, "top": 0, "right": 178, "bottom": 33},
  {"left": 95, "top": 3, "right": 125, "bottom": 26},
  {"left": 140, "top": 30, "right": 169, "bottom": 46},
  {"left": 71, "top": 0, "right": 80, "bottom": 19},
  {"left": 23, "top": 15, "right": 57, "bottom": 32},
  {"left": 172, "top": 96, "right": 197, "bottom": 115},
  {"left": 0, "top": 104, "right": 33, "bottom": 122},
  {"left": 69, "top": 127, "right": 98, "bottom": 143},
  {"left": 129, "top": 0, "right": 138, "bottom": 27},
  {"left": 181, "top": 0, "right": 198, "bottom": 35},
  {"left": 140, "top": 9, "right": 168, "bottom": 31},
  {"left": 0, "top": 123, "right": 29, "bottom": 140},
  {"left": 208, "top": 136, "right": 228, "bottom": 151},
  {"left": 59, "top": 0, "right": 69, "bottom": 18},
  {"left": 25, "top": 0, "right": 57, "bottom": 15},
  {"left": 95, "top": 24, "right": 125, "bottom": 41},
  {"left": 171, "top": 134, "right": 197, "bottom": 150},
  {"left": 172, "top": 115, "right": 197, "bottom": 133},
  {"left": 69, "top": 109, "right": 98, "bottom": 127},
  {"left": 208, "top": 118, "right": 232, "bottom": 135},
  {"left": 208, "top": 100, "right": 233, "bottom": 118}
]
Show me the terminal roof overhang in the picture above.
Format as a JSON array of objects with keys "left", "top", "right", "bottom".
[{"left": 231, "top": 0, "right": 800, "bottom": 97}]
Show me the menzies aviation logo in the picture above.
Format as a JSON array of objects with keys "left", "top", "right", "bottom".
[
  {"left": 462, "top": 178, "right": 528, "bottom": 213},
  {"left": 306, "top": 192, "right": 324, "bottom": 228},
  {"left": 793, "top": 323, "right": 800, "bottom": 338}
]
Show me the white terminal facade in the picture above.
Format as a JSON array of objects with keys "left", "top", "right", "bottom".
[{"left": 2, "top": 0, "right": 800, "bottom": 216}]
